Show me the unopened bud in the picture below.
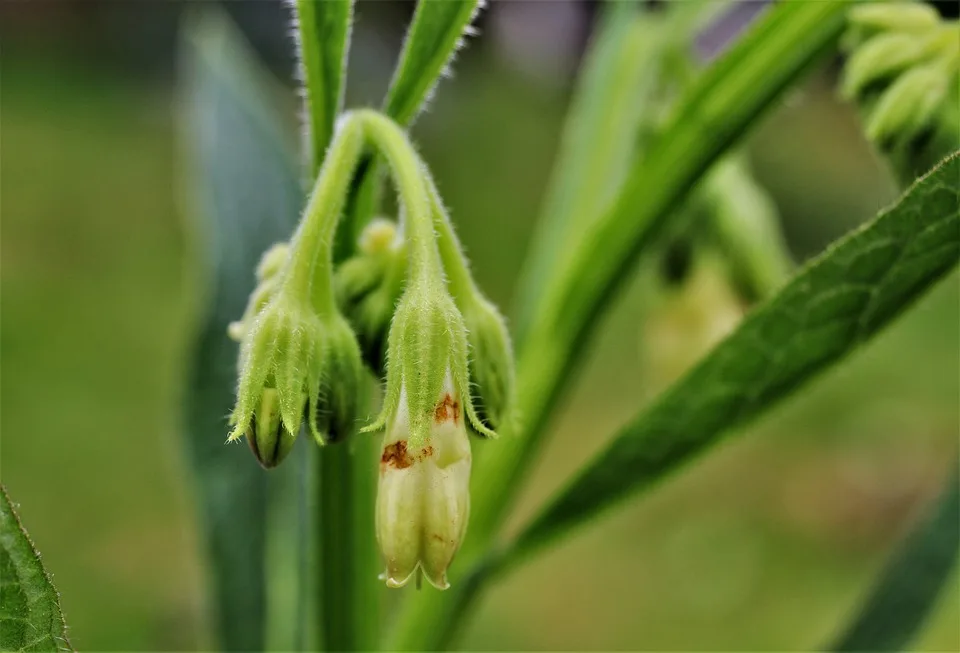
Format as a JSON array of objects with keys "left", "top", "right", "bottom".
[
  {"left": 229, "top": 295, "right": 323, "bottom": 463},
  {"left": 246, "top": 387, "right": 296, "bottom": 468},
  {"left": 306, "top": 314, "right": 364, "bottom": 444},
  {"left": 842, "top": 32, "right": 928, "bottom": 99},
  {"left": 336, "top": 220, "right": 406, "bottom": 373},
  {"left": 460, "top": 296, "right": 514, "bottom": 431},
  {"left": 848, "top": 3, "right": 941, "bottom": 34},
  {"left": 867, "top": 64, "right": 948, "bottom": 147}
]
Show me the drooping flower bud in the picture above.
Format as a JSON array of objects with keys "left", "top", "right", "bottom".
[
  {"left": 246, "top": 387, "right": 295, "bottom": 468},
  {"left": 376, "top": 372, "right": 471, "bottom": 589},
  {"left": 367, "top": 278, "right": 492, "bottom": 447},
  {"left": 307, "top": 313, "right": 364, "bottom": 444},
  {"left": 229, "top": 294, "right": 325, "bottom": 458},
  {"left": 335, "top": 218, "right": 407, "bottom": 373},
  {"left": 847, "top": 3, "right": 942, "bottom": 37},
  {"left": 459, "top": 295, "right": 514, "bottom": 431},
  {"left": 840, "top": 4, "right": 959, "bottom": 178},
  {"left": 865, "top": 64, "right": 948, "bottom": 147}
]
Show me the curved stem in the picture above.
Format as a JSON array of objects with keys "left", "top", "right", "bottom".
[
  {"left": 283, "top": 113, "right": 364, "bottom": 313},
  {"left": 423, "top": 172, "right": 478, "bottom": 302},
  {"left": 354, "top": 110, "right": 440, "bottom": 286}
]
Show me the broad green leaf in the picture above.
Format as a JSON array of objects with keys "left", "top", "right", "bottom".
[
  {"left": 832, "top": 466, "right": 960, "bottom": 651},
  {"left": 0, "top": 485, "right": 71, "bottom": 652},
  {"left": 388, "top": 3, "right": 853, "bottom": 649},
  {"left": 179, "top": 10, "right": 303, "bottom": 651},
  {"left": 503, "top": 151, "right": 960, "bottom": 568},
  {"left": 292, "top": 0, "right": 353, "bottom": 177},
  {"left": 383, "top": 0, "right": 483, "bottom": 126}
]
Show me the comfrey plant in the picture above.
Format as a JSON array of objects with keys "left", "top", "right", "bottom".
[
  {"left": 2, "top": 2, "right": 958, "bottom": 652},
  {"left": 11, "top": 2, "right": 960, "bottom": 653}
]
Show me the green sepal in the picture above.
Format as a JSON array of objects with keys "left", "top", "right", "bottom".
[
  {"left": 229, "top": 294, "right": 321, "bottom": 447},
  {"left": 306, "top": 312, "right": 364, "bottom": 444},
  {"left": 459, "top": 294, "right": 513, "bottom": 433}
]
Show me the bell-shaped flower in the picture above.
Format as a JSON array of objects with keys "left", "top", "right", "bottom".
[{"left": 376, "top": 372, "right": 471, "bottom": 589}]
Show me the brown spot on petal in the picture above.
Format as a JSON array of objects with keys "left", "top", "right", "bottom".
[
  {"left": 433, "top": 394, "right": 460, "bottom": 425},
  {"left": 381, "top": 440, "right": 412, "bottom": 469}
]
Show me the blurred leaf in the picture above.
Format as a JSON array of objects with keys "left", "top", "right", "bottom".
[
  {"left": 179, "top": 10, "right": 303, "bottom": 651},
  {"left": 388, "top": 3, "right": 854, "bottom": 649},
  {"left": 832, "top": 466, "right": 960, "bottom": 651},
  {"left": 292, "top": 0, "right": 353, "bottom": 176},
  {"left": 514, "top": 1, "right": 671, "bottom": 340},
  {"left": 0, "top": 485, "right": 71, "bottom": 653},
  {"left": 503, "top": 151, "right": 960, "bottom": 567},
  {"left": 383, "top": 0, "right": 484, "bottom": 126}
]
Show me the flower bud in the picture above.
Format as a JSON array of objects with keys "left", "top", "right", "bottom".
[
  {"left": 229, "top": 295, "right": 323, "bottom": 454},
  {"left": 246, "top": 387, "right": 296, "bottom": 468},
  {"left": 459, "top": 295, "right": 514, "bottom": 431},
  {"left": 366, "top": 278, "right": 493, "bottom": 448},
  {"left": 842, "top": 32, "right": 928, "bottom": 100},
  {"left": 866, "top": 64, "right": 948, "bottom": 148},
  {"left": 848, "top": 3, "right": 941, "bottom": 35},
  {"left": 376, "top": 373, "right": 471, "bottom": 589},
  {"left": 306, "top": 313, "right": 364, "bottom": 444},
  {"left": 335, "top": 219, "right": 406, "bottom": 373}
]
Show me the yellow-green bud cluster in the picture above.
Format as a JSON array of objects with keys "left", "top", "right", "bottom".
[
  {"left": 335, "top": 218, "right": 407, "bottom": 373},
  {"left": 226, "top": 110, "right": 514, "bottom": 588},
  {"left": 228, "top": 116, "right": 366, "bottom": 466},
  {"left": 842, "top": 3, "right": 959, "bottom": 150}
]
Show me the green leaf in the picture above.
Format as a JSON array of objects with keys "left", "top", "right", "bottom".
[
  {"left": 832, "top": 466, "right": 960, "bottom": 651},
  {"left": 179, "top": 10, "right": 304, "bottom": 651},
  {"left": 0, "top": 485, "right": 71, "bottom": 652},
  {"left": 503, "top": 151, "right": 960, "bottom": 569},
  {"left": 291, "top": 0, "right": 354, "bottom": 177},
  {"left": 383, "top": 0, "right": 483, "bottom": 126}
]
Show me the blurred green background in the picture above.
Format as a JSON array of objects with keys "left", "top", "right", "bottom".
[{"left": 1, "top": 1, "right": 957, "bottom": 651}]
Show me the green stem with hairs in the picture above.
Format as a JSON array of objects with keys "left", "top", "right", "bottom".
[
  {"left": 355, "top": 110, "right": 440, "bottom": 286},
  {"left": 283, "top": 114, "right": 364, "bottom": 313}
]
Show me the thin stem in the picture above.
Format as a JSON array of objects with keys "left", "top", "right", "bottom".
[
  {"left": 314, "top": 434, "right": 379, "bottom": 651},
  {"left": 283, "top": 113, "right": 364, "bottom": 313},
  {"left": 355, "top": 110, "right": 440, "bottom": 286},
  {"left": 423, "top": 172, "right": 478, "bottom": 302}
]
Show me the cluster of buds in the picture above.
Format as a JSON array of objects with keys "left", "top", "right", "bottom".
[
  {"left": 228, "top": 116, "right": 366, "bottom": 466},
  {"left": 355, "top": 111, "right": 511, "bottom": 589},
  {"left": 335, "top": 217, "right": 407, "bottom": 373},
  {"left": 841, "top": 3, "right": 959, "bottom": 155},
  {"left": 226, "top": 109, "right": 514, "bottom": 588}
]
